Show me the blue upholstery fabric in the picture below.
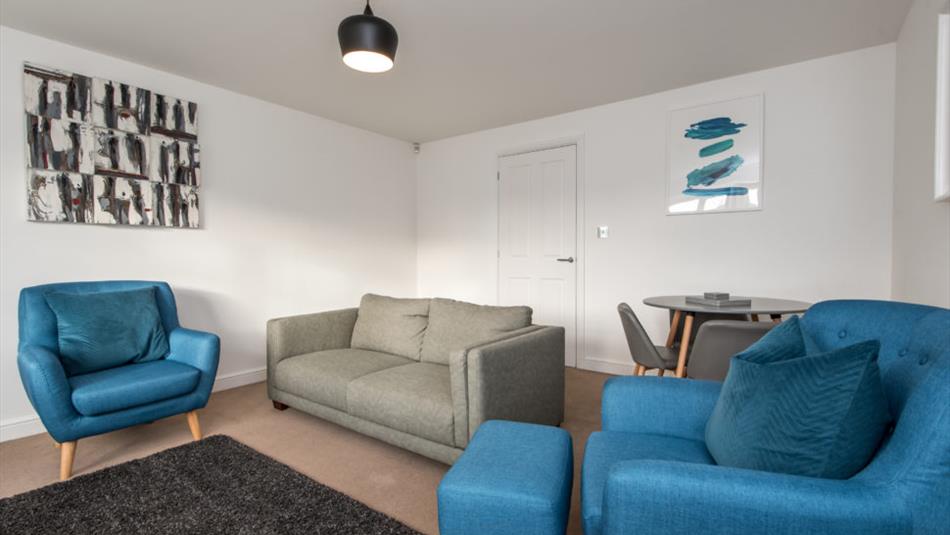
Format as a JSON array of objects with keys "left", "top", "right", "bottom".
[
  {"left": 438, "top": 420, "right": 573, "bottom": 535},
  {"left": 706, "top": 317, "right": 891, "bottom": 479},
  {"left": 17, "top": 281, "right": 220, "bottom": 443},
  {"left": 582, "top": 432, "right": 712, "bottom": 535},
  {"left": 45, "top": 287, "right": 170, "bottom": 375},
  {"left": 69, "top": 360, "right": 200, "bottom": 416},
  {"left": 582, "top": 300, "right": 950, "bottom": 535}
]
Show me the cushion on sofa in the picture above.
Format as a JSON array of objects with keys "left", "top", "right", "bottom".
[
  {"left": 350, "top": 294, "right": 430, "bottom": 360},
  {"left": 45, "top": 287, "right": 170, "bottom": 376},
  {"left": 705, "top": 316, "right": 892, "bottom": 479},
  {"left": 273, "top": 348, "right": 413, "bottom": 411},
  {"left": 582, "top": 431, "right": 714, "bottom": 535},
  {"left": 421, "top": 298, "right": 532, "bottom": 364},
  {"left": 69, "top": 360, "right": 200, "bottom": 416},
  {"left": 347, "top": 362, "right": 455, "bottom": 445}
]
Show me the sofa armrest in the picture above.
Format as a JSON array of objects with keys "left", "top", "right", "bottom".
[
  {"left": 687, "top": 320, "right": 775, "bottom": 380},
  {"left": 601, "top": 376, "right": 720, "bottom": 441},
  {"left": 603, "top": 460, "right": 911, "bottom": 535},
  {"left": 449, "top": 326, "right": 565, "bottom": 447},
  {"left": 267, "top": 308, "right": 358, "bottom": 367},
  {"left": 166, "top": 327, "right": 220, "bottom": 402},
  {"left": 17, "top": 344, "right": 79, "bottom": 441}
]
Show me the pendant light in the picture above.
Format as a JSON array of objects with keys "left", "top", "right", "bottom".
[{"left": 338, "top": 1, "right": 398, "bottom": 73}]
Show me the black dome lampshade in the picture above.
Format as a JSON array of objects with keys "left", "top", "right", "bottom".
[{"left": 338, "top": 1, "right": 398, "bottom": 73}]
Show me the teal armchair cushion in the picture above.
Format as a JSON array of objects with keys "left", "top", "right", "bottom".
[
  {"left": 69, "top": 360, "right": 200, "bottom": 416},
  {"left": 705, "top": 316, "right": 891, "bottom": 479},
  {"left": 45, "top": 287, "right": 170, "bottom": 376}
]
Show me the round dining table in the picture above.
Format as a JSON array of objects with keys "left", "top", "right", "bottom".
[{"left": 642, "top": 295, "right": 811, "bottom": 377}]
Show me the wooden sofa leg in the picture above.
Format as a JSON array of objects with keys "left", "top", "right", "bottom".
[
  {"left": 186, "top": 410, "right": 202, "bottom": 441},
  {"left": 272, "top": 401, "right": 289, "bottom": 411},
  {"left": 60, "top": 441, "right": 77, "bottom": 480}
]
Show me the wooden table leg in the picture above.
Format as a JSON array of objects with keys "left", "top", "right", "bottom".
[
  {"left": 770, "top": 314, "right": 783, "bottom": 323},
  {"left": 675, "top": 312, "right": 694, "bottom": 378},
  {"left": 665, "top": 310, "right": 682, "bottom": 348},
  {"left": 750, "top": 313, "right": 760, "bottom": 322}
]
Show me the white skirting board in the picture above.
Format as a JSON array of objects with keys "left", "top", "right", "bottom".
[{"left": 0, "top": 366, "right": 266, "bottom": 443}]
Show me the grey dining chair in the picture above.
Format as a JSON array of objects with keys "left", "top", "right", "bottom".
[{"left": 617, "top": 303, "right": 678, "bottom": 376}]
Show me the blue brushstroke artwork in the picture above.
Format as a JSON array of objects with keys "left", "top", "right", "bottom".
[
  {"left": 699, "top": 139, "right": 733, "bottom": 158},
  {"left": 686, "top": 155, "right": 745, "bottom": 187},
  {"left": 684, "top": 117, "right": 747, "bottom": 140},
  {"left": 682, "top": 186, "right": 749, "bottom": 197}
]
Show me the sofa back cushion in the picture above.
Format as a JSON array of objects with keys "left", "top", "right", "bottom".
[
  {"left": 351, "top": 294, "right": 430, "bottom": 360},
  {"left": 45, "top": 287, "right": 171, "bottom": 376},
  {"left": 421, "top": 298, "right": 532, "bottom": 364}
]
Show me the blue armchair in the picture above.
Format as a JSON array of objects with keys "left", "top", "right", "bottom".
[
  {"left": 17, "top": 281, "right": 220, "bottom": 480},
  {"left": 582, "top": 300, "right": 950, "bottom": 535}
]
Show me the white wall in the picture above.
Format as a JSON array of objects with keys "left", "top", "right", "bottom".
[
  {"left": 0, "top": 27, "right": 418, "bottom": 440},
  {"left": 416, "top": 45, "right": 897, "bottom": 375},
  {"left": 892, "top": 0, "right": 950, "bottom": 308}
]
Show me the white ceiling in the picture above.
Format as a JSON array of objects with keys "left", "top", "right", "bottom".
[{"left": 1, "top": 0, "right": 911, "bottom": 142}]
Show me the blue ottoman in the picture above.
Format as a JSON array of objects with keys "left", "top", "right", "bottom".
[{"left": 438, "top": 420, "right": 574, "bottom": 535}]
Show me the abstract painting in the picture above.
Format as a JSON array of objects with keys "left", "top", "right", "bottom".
[
  {"left": 92, "top": 78, "right": 150, "bottom": 134},
  {"left": 149, "top": 134, "right": 200, "bottom": 186},
  {"left": 667, "top": 95, "right": 763, "bottom": 214},
  {"left": 23, "top": 63, "right": 91, "bottom": 123},
  {"left": 27, "top": 170, "right": 94, "bottom": 223},
  {"left": 25, "top": 114, "right": 94, "bottom": 173},
  {"left": 93, "top": 127, "right": 149, "bottom": 178},
  {"left": 23, "top": 62, "right": 201, "bottom": 228},
  {"left": 150, "top": 93, "right": 198, "bottom": 138}
]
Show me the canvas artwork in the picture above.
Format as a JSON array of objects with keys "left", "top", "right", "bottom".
[
  {"left": 23, "top": 62, "right": 201, "bottom": 228},
  {"left": 27, "top": 170, "right": 94, "bottom": 223},
  {"left": 667, "top": 94, "right": 763, "bottom": 215},
  {"left": 23, "top": 63, "right": 91, "bottom": 123},
  {"left": 25, "top": 114, "right": 94, "bottom": 173}
]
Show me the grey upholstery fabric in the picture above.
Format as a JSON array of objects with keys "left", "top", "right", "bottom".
[
  {"left": 273, "top": 349, "right": 412, "bottom": 411},
  {"left": 448, "top": 325, "right": 544, "bottom": 446},
  {"left": 687, "top": 320, "right": 775, "bottom": 381},
  {"left": 266, "top": 308, "right": 358, "bottom": 400},
  {"left": 271, "top": 389, "right": 463, "bottom": 465},
  {"left": 421, "top": 298, "right": 532, "bottom": 364},
  {"left": 350, "top": 294, "right": 429, "bottom": 360},
  {"left": 458, "top": 326, "right": 565, "bottom": 445},
  {"left": 618, "top": 303, "right": 677, "bottom": 370},
  {"left": 347, "top": 362, "right": 454, "bottom": 446},
  {"left": 266, "top": 298, "right": 564, "bottom": 465}
]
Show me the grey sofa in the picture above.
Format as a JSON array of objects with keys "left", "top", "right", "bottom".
[{"left": 266, "top": 294, "right": 565, "bottom": 464}]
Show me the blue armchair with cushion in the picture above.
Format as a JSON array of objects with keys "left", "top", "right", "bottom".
[
  {"left": 17, "top": 281, "right": 220, "bottom": 480},
  {"left": 582, "top": 300, "right": 950, "bottom": 535}
]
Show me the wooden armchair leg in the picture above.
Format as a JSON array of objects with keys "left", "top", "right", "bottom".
[
  {"left": 272, "top": 401, "right": 289, "bottom": 411},
  {"left": 60, "top": 441, "right": 77, "bottom": 480},
  {"left": 186, "top": 410, "right": 202, "bottom": 441}
]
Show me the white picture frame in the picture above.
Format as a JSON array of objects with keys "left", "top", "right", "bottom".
[
  {"left": 667, "top": 94, "right": 764, "bottom": 215},
  {"left": 935, "top": 12, "right": 949, "bottom": 202}
]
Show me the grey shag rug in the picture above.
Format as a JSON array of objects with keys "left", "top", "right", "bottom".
[{"left": 0, "top": 435, "right": 421, "bottom": 535}]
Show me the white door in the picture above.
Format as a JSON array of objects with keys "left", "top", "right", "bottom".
[{"left": 498, "top": 145, "right": 577, "bottom": 367}]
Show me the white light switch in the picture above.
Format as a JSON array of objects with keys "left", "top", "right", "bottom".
[{"left": 597, "top": 226, "right": 609, "bottom": 239}]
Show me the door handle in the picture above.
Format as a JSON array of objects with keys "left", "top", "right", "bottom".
[{"left": 556, "top": 257, "right": 575, "bottom": 263}]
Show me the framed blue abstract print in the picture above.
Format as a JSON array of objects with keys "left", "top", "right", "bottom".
[{"left": 667, "top": 94, "right": 763, "bottom": 215}]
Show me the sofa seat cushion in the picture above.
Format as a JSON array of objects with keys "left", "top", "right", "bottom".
[
  {"left": 582, "top": 431, "right": 713, "bottom": 535},
  {"left": 347, "top": 362, "right": 455, "bottom": 446},
  {"left": 69, "top": 360, "right": 200, "bottom": 416},
  {"left": 351, "top": 294, "right": 430, "bottom": 360},
  {"left": 421, "top": 298, "right": 532, "bottom": 364},
  {"left": 273, "top": 349, "right": 412, "bottom": 412}
]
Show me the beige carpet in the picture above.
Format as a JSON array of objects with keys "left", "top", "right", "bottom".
[{"left": 0, "top": 368, "right": 611, "bottom": 534}]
